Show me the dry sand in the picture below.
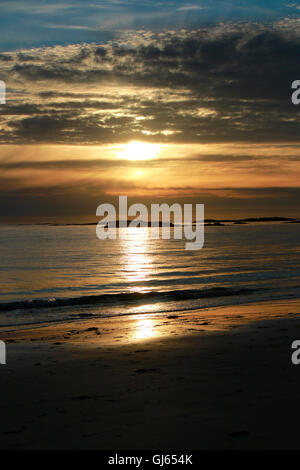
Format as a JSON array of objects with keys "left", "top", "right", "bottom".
[{"left": 1, "top": 298, "right": 300, "bottom": 449}]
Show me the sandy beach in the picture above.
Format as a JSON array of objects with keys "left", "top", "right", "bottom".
[{"left": 0, "top": 298, "right": 300, "bottom": 450}]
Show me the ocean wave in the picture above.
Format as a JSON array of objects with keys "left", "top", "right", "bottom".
[{"left": 0, "top": 286, "right": 259, "bottom": 313}]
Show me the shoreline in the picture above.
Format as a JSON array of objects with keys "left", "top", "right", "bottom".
[
  {"left": 1, "top": 298, "right": 300, "bottom": 449},
  {"left": 1, "top": 297, "right": 300, "bottom": 343}
]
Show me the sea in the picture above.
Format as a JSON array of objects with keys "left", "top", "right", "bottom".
[{"left": 0, "top": 223, "right": 299, "bottom": 329}]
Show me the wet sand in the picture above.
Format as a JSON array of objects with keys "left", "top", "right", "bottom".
[{"left": 1, "top": 298, "right": 300, "bottom": 449}]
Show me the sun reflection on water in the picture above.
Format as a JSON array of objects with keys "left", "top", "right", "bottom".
[
  {"left": 120, "top": 228, "right": 160, "bottom": 340},
  {"left": 131, "top": 303, "right": 159, "bottom": 314},
  {"left": 134, "top": 317, "right": 155, "bottom": 340},
  {"left": 121, "top": 227, "right": 152, "bottom": 291}
]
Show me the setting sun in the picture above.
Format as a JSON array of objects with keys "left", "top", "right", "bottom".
[{"left": 117, "top": 141, "right": 161, "bottom": 161}]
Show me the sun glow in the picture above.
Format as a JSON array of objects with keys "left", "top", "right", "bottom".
[
  {"left": 118, "top": 141, "right": 161, "bottom": 161},
  {"left": 135, "top": 317, "right": 156, "bottom": 340}
]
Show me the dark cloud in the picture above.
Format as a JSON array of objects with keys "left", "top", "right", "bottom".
[
  {"left": 0, "top": 158, "right": 152, "bottom": 170},
  {"left": 0, "top": 153, "right": 266, "bottom": 172},
  {"left": 17, "top": 52, "right": 40, "bottom": 62},
  {"left": 1, "top": 24, "right": 300, "bottom": 145},
  {"left": 8, "top": 114, "right": 125, "bottom": 144},
  {"left": 0, "top": 53, "right": 12, "bottom": 61},
  {"left": 1, "top": 183, "right": 299, "bottom": 221}
]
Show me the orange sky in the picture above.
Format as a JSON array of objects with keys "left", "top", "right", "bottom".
[{"left": 1, "top": 24, "right": 300, "bottom": 222}]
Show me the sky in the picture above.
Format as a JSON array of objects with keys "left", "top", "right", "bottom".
[{"left": 1, "top": 0, "right": 300, "bottom": 221}]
